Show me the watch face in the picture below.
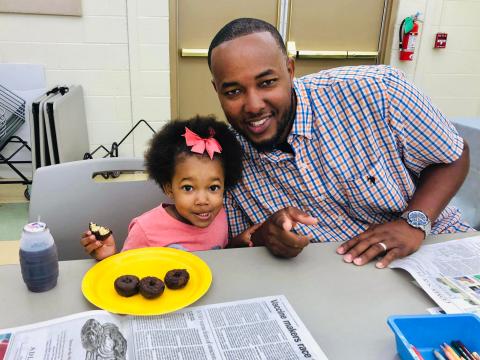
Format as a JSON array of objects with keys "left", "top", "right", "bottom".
[{"left": 408, "top": 211, "right": 428, "bottom": 226}]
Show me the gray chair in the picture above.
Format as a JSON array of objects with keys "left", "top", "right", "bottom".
[
  {"left": 451, "top": 122, "right": 480, "bottom": 229},
  {"left": 29, "top": 158, "right": 168, "bottom": 260}
]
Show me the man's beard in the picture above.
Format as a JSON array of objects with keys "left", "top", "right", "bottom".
[{"left": 233, "top": 91, "right": 296, "bottom": 153}]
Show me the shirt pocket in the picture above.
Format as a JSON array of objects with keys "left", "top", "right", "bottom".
[{"left": 340, "top": 158, "right": 407, "bottom": 223}]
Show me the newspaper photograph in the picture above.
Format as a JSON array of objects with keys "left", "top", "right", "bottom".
[
  {"left": 389, "top": 235, "right": 480, "bottom": 315},
  {"left": 0, "top": 295, "right": 328, "bottom": 360},
  {"left": 0, "top": 310, "right": 126, "bottom": 360}
]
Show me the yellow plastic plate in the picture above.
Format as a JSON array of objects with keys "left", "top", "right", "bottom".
[{"left": 81, "top": 247, "right": 212, "bottom": 315}]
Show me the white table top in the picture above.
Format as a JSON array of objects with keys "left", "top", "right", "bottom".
[{"left": 0, "top": 231, "right": 477, "bottom": 359}]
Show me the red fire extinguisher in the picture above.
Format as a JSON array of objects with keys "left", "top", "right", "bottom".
[{"left": 399, "top": 15, "right": 419, "bottom": 61}]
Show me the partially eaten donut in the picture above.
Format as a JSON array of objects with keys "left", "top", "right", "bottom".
[{"left": 89, "top": 222, "right": 112, "bottom": 241}]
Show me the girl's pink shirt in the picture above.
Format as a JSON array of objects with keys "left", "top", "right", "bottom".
[{"left": 122, "top": 203, "right": 228, "bottom": 252}]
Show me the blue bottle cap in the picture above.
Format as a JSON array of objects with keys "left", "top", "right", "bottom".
[{"left": 24, "top": 222, "right": 47, "bottom": 233}]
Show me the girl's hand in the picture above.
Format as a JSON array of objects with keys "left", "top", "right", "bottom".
[
  {"left": 228, "top": 223, "right": 262, "bottom": 248},
  {"left": 80, "top": 230, "right": 117, "bottom": 260}
]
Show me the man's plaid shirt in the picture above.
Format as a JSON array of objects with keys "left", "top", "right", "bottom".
[{"left": 225, "top": 65, "right": 471, "bottom": 241}]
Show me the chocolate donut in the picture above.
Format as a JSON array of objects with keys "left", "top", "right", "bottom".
[
  {"left": 114, "top": 275, "right": 139, "bottom": 297},
  {"left": 139, "top": 276, "right": 165, "bottom": 299},
  {"left": 164, "top": 269, "right": 190, "bottom": 289}
]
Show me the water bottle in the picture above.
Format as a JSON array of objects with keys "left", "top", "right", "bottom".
[{"left": 19, "top": 222, "right": 59, "bottom": 292}]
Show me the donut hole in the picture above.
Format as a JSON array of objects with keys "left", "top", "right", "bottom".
[{"left": 139, "top": 276, "right": 165, "bottom": 299}]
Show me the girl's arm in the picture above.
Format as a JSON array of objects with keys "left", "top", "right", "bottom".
[{"left": 228, "top": 223, "right": 262, "bottom": 248}]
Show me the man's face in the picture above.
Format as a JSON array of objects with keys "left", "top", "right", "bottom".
[{"left": 210, "top": 32, "right": 295, "bottom": 151}]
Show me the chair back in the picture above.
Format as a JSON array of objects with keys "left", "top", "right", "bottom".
[
  {"left": 29, "top": 158, "right": 168, "bottom": 260},
  {"left": 451, "top": 122, "right": 480, "bottom": 229}
]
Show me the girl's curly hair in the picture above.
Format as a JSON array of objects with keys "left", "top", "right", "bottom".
[{"left": 145, "top": 116, "right": 243, "bottom": 190}]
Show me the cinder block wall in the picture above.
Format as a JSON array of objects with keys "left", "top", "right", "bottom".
[
  {"left": 126, "top": 0, "right": 171, "bottom": 156},
  {"left": 391, "top": 0, "right": 480, "bottom": 120},
  {"left": 0, "top": 0, "right": 170, "bottom": 158}
]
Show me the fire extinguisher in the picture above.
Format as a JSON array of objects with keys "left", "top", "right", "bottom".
[{"left": 399, "top": 14, "right": 419, "bottom": 61}]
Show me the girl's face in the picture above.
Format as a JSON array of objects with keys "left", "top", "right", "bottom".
[{"left": 164, "top": 154, "right": 225, "bottom": 228}]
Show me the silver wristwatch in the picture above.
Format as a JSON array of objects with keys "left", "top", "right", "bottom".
[{"left": 400, "top": 210, "right": 431, "bottom": 238}]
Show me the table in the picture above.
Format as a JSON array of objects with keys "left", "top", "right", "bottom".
[{"left": 0, "top": 231, "right": 477, "bottom": 359}]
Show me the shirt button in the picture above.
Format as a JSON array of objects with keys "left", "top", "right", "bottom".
[
  {"left": 337, "top": 215, "right": 344, "bottom": 222},
  {"left": 319, "top": 194, "right": 325, "bottom": 201}
]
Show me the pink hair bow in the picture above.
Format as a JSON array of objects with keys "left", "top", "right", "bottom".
[{"left": 182, "top": 127, "right": 222, "bottom": 160}]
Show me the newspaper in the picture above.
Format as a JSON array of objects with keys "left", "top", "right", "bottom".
[
  {"left": 0, "top": 295, "right": 328, "bottom": 360},
  {"left": 389, "top": 235, "right": 480, "bottom": 315}
]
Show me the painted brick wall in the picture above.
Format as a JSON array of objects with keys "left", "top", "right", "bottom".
[
  {"left": 0, "top": 0, "right": 171, "bottom": 159},
  {"left": 126, "top": 0, "right": 170, "bottom": 157},
  {"left": 390, "top": 0, "right": 480, "bottom": 120}
]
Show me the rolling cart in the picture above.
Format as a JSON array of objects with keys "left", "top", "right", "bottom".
[
  {"left": 0, "top": 84, "right": 31, "bottom": 199},
  {"left": 83, "top": 119, "right": 156, "bottom": 179}
]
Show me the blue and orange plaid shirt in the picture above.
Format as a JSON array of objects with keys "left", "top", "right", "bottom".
[{"left": 225, "top": 65, "right": 471, "bottom": 241}]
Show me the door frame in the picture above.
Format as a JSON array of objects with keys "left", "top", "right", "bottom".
[{"left": 169, "top": 0, "right": 179, "bottom": 119}]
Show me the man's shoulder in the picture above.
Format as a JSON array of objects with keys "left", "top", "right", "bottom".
[{"left": 297, "top": 65, "right": 405, "bottom": 88}]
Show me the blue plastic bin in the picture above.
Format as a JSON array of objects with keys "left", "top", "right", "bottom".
[{"left": 387, "top": 314, "right": 480, "bottom": 360}]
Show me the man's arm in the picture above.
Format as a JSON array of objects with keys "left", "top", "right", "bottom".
[
  {"left": 337, "top": 140, "right": 470, "bottom": 268},
  {"left": 337, "top": 66, "right": 471, "bottom": 268},
  {"left": 224, "top": 183, "right": 317, "bottom": 257},
  {"left": 404, "top": 140, "right": 469, "bottom": 222}
]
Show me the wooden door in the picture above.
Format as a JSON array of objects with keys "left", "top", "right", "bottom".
[
  {"left": 170, "top": 0, "right": 279, "bottom": 120},
  {"left": 288, "top": 0, "right": 391, "bottom": 76}
]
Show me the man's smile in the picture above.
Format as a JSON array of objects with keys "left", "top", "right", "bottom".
[{"left": 246, "top": 113, "right": 274, "bottom": 134}]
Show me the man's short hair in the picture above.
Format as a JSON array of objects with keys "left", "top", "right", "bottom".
[{"left": 208, "top": 18, "right": 287, "bottom": 70}]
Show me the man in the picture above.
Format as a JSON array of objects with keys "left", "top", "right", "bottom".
[{"left": 208, "top": 18, "right": 471, "bottom": 268}]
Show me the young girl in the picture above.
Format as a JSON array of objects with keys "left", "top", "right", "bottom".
[{"left": 81, "top": 116, "right": 259, "bottom": 260}]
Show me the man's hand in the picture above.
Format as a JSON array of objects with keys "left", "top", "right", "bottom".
[
  {"left": 336, "top": 220, "right": 424, "bottom": 268},
  {"left": 251, "top": 207, "right": 318, "bottom": 258},
  {"left": 228, "top": 223, "right": 262, "bottom": 248},
  {"left": 336, "top": 140, "right": 469, "bottom": 269},
  {"left": 80, "top": 230, "right": 117, "bottom": 261}
]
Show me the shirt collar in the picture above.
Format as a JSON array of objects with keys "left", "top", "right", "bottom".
[
  {"left": 235, "top": 78, "right": 314, "bottom": 159},
  {"left": 291, "top": 77, "right": 314, "bottom": 140}
]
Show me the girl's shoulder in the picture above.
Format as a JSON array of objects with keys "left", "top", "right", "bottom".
[{"left": 131, "top": 203, "right": 171, "bottom": 224}]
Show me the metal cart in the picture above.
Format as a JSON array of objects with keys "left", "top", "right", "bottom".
[
  {"left": 83, "top": 119, "right": 156, "bottom": 179},
  {"left": 0, "top": 84, "right": 31, "bottom": 199}
]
